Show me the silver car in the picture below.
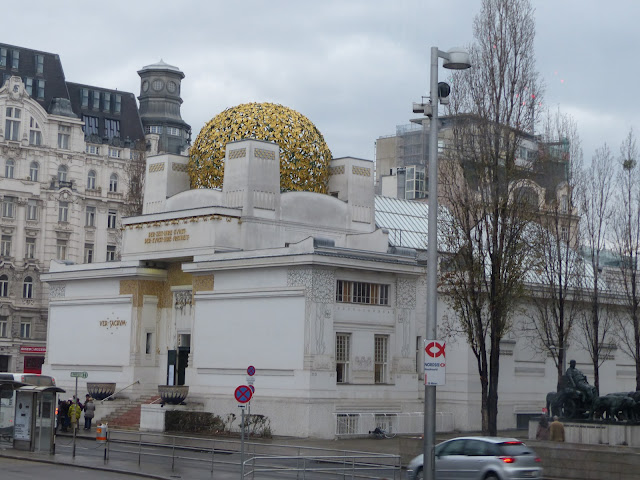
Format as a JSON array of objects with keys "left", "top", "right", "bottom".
[{"left": 407, "top": 436, "right": 543, "bottom": 480}]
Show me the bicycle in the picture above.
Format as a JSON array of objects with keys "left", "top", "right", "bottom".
[{"left": 369, "top": 427, "right": 397, "bottom": 439}]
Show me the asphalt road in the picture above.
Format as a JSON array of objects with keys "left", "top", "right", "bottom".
[{"left": 0, "top": 457, "right": 145, "bottom": 479}]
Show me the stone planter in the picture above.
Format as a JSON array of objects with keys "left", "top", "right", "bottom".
[
  {"left": 87, "top": 382, "right": 116, "bottom": 400},
  {"left": 158, "top": 385, "right": 189, "bottom": 405}
]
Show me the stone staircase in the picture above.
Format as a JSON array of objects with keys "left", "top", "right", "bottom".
[{"left": 98, "top": 395, "right": 161, "bottom": 430}]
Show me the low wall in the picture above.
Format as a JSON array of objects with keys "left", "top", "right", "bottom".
[
  {"left": 528, "top": 420, "right": 640, "bottom": 447},
  {"left": 140, "top": 404, "right": 204, "bottom": 432}
]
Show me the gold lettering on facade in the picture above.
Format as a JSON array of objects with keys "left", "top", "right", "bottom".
[
  {"left": 144, "top": 228, "right": 190, "bottom": 244},
  {"left": 99, "top": 319, "right": 127, "bottom": 328}
]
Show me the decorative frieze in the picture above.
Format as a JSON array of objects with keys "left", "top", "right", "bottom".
[
  {"left": 49, "top": 283, "right": 66, "bottom": 299},
  {"left": 149, "top": 162, "right": 165, "bottom": 173},
  {"left": 228, "top": 148, "right": 246, "bottom": 159},
  {"left": 254, "top": 148, "right": 275, "bottom": 161}
]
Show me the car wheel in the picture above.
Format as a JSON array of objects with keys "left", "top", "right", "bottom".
[
  {"left": 484, "top": 474, "right": 499, "bottom": 480},
  {"left": 415, "top": 467, "right": 424, "bottom": 480}
]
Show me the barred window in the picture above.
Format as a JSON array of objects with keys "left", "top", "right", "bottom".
[
  {"left": 336, "top": 333, "right": 350, "bottom": 384},
  {"left": 336, "top": 280, "right": 389, "bottom": 306},
  {"left": 374, "top": 335, "right": 389, "bottom": 384}
]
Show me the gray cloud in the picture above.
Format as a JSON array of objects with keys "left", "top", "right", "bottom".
[{"left": 6, "top": 0, "right": 639, "bottom": 162}]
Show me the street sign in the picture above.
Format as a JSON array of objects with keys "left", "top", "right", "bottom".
[
  {"left": 234, "top": 385, "right": 253, "bottom": 404},
  {"left": 247, "top": 365, "right": 255, "bottom": 376},
  {"left": 424, "top": 339, "right": 446, "bottom": 386},
  {"left": 70, "top": 371, "right": 88, "bottom": 379},
  {"left": 246, "top": 375, "right": 255, "bottom": 385},
  {"left": 249, "top": 385, "right": 255, "bottom": 393}
]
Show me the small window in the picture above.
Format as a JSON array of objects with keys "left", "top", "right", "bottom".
[
  {"left": 108, "top": 147, "right": 121, "bottom": 158},
  {"left": 84, "top": 243, "right": 94, "bottom": 264},
  {"left": 11, "top": 50, "right": 19, "bottom": 69},
  {"left": 145, "top": 332, "right": 153, "bottom": 354},
  {"left": 374, "top": 335, "right": 389, "bottom": 384},
  {"left": 2, "top": 196, "right": 15, "bottom": 218},
  {"left": 0, "top": 317, "right": 7, "bottom": 337},
  {"left": 24, "top": 77, "right": 33, "bottom": 96},
  {"left": 22, "top": 276, "right": 33, "bottom": 299},
  {"left": 114, "top": 94, "right": 121, "bottom": 114},
  {"left": 102, "top": 92, "right": 111, "bottom": 112},
  {"left": 109, "top": 174, "right": 118, "bottom": 193},
  {"left": 105, "top": 119, "right": 120, "bottom": 139},
  {"left": 0, "top": 48, "right": 6, "bottom": 67},
  {"left": 336, "top": 333, "right": 350, "bottom": 384},
  {"left": 26, "top": 199, "right": 38, "bottom": 221},
  {"left": 58, "top": 125, "right": 70, "bottom": 149},
  {"left": 0, "top": 235, "right": 11, "bottom": 257},
  {"left": 20, "top": 322, "right": 30, "bottom": 339},
  {"left": 92, "top": 90, "right": 100, "bottom": 109},
  {"left": 58, "top": 165, "right": 68, "bottom": 182},
  {"left": 86, "top": 144, "right": 100, "bottom": 155},
  {"left": 25, "top": 237, "right": 36, "bottom": 259},
  {"left": 5, "top": 107, "right": 21, "bottom": 141},
  {"left": 145, "top": 125, "right": 163, "bottom": 134},
  {"left": 56, "top": 239, "right": 67, "bottom": 260},
  {"left": 29, "top": 162, "right": 39, "bottom": 181},
  {"left": 82, "top": 115, "right": 99, "bottom": 136},
  {"left": 87, "top": 170, "right": 96, "bottom": 190},
  {"left": 0, "top": 276, "right": 8, "bottom": 297},
  {"left": 36, "top": 79, "right": 44, "bottom": 99},
  {"left": 81, "top": 89, "right": 89, "bottom": 108},
  {"left": 85, "top": 206, "right": 96, "bottom": 227},
  {"left": 5, "top": 159, "right": 14, "bottom": 179},
  {"left": 58, "top": 201, "right": 69, "bottom": 222},
  {"left": 106, "top": 244, "right": 117, "bottom": 262},
  {"left": 107, "top": 209, "right": 117, "bottom": 229}
]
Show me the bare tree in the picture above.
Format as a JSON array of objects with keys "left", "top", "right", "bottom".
[
  {"left": 124, "top": 139, "right": 147, "bottom": 217},
  {"left": 526, "top": 111, "right": 584, "bottom": 392},
  {"left": 440, "top": 0, "right": 542, "bottom": 435},
  {"left": 576, "top": 143, "right": 616, "bottom": 395},
  {"left": 612, "top": 129, "right": 640, "bottom": 391}
]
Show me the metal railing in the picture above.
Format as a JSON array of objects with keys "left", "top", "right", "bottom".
[
  {"left": 56, "top": 429, "right": 402, "bottom": 478},
  {"left": 99, "top": 380, "right": 140, "bottom": 403},
  {"left": 334, "top": 411, "right": 455, "bottom": 437},
  {"left": 243, "top": 453, "right": 401, "bottom": 479}
]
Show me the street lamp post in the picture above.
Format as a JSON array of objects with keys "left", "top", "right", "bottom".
[{"left": 422, "top": 46, "right": 471, "bottom": 480}]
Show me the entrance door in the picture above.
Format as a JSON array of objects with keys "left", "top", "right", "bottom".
[
  {"left": 177, "top": 347, "right": 189, "bottom": 386},
  {"left": 35, "top": 392, "right": 54, "bottom": 453}
]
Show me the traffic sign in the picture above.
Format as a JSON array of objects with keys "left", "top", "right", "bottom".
[
  {"left": 247, "top": 366, "right": 255, "bottom": 376},
  {"left": 70, "top": 371, "right": 88, "bottom": 379},
  {"left": 249, "top": 385, "right": 255, "bottom": 393},
  {"left": 424, "top": 339, "right": 446, "bottom": 386},
  {"left": 234, "top": 385, "right": 253, "bottom": 404}
]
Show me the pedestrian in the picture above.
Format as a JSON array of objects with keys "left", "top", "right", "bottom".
[
  {"left": 536, "top": 415, "right": 550, "bottom": 440},
  {"left": 549, "top": 415, "right": 565, "bottom": 442},
  {"left": 60, "top": 399, "right": 71, "bottom": 432},
  {"left": 84, "top": 395, "right": 95, "bottom": 430},
  {"left": 68, "top": 398, "right": 82, "bottom": 431},
  {"left": 58, "top": 399, "right": 68, "bottom": 432}
]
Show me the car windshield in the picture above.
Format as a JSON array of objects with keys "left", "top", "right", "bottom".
[{"left": 498, "top": 442, "right": 534, "bottom": 456}]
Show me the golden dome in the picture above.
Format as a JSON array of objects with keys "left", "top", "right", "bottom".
[{"left": 188, "top": 102, "right": 332, "bottom": 193}]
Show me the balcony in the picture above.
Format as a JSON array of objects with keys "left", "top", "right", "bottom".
[{"left": 49, "top": 179, "right": 76, "bottom": 191}]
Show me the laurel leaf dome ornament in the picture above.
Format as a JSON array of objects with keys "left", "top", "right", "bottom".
[{"left": 188, "top": 102, "right": 332, "bottom": 193}]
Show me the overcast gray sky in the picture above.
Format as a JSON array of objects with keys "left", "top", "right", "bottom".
[{"left": 6, "top": 0, "right": 639, "bottom": 163}]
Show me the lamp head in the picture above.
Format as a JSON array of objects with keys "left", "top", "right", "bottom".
[{"left": 443, "top": 47, "right": 471, "bottom": 70}]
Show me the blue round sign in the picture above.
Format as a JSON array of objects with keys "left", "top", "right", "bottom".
[
  {"left": 247, "top": 365, "right": 256, "bottom": 376},
  {"left": 249, "top": 385, "right": 255, "bottom": 393},
  {"left": 234, "top": 385, "right": 252, "bottom": 404}
]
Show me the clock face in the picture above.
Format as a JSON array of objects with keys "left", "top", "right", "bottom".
[
  {"left": 142, "top": 80, "right": 149, "bottom": 92},
  {"left": 167, "top": 81, "right": 177, "bottom": 93},
  {"left": 152, "top": 79, "right": 164, "bottom": 92}
]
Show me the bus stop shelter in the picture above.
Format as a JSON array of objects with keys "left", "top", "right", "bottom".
[{"left": 0, "top": 380, "right": 65, "bottom": 453}]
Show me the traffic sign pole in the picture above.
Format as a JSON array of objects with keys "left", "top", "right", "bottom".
[{"left": 240, "top": 405, "right": 245, "bottom": 478}]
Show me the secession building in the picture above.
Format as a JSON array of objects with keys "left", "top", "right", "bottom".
[{"left": 0, "top": 43, "right": 190, "bottom": 374}]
